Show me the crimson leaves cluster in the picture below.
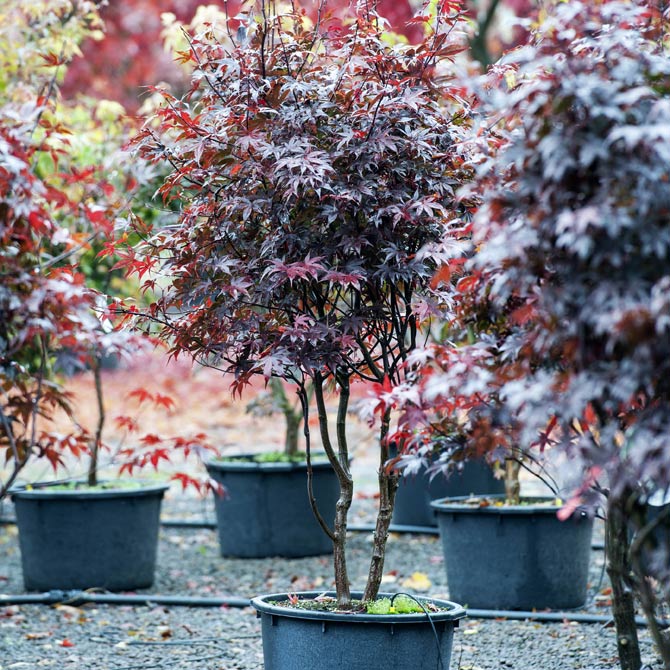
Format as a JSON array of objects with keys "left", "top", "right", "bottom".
[
  {"left": 126, "top": 2, "right": 475, "bottom": 605},
  {"left": 128, "top": 8, "right": 473, "bottom": 392}
]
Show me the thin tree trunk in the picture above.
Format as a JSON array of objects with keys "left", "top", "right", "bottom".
[
  {"left": 363, "top": 407, "right": 399, "bottom": 602},
  {"left": 269, "top": 378, "right": 301, "bottom": 457},
  {"left": 313, "top": 374, "right": 353, "bottom": 608},
  {"left": 284, "top": 412, "right": 300, "bottom": 457},
  {"left": 88, "top": 356, "right": 104, "bottom": 487},
  {"left": 606, "top": 498, "right": 642, "bottom": 670},
  {"left": 504, "top": 458, "right": 521, "bottom": 505}
]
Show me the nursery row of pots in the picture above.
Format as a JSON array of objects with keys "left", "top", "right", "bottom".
[
  {"left": 11, "top": 456, "right": 593, "bottom": 608},
  {"left": 9, "top": 457, "right": 594, "bottom": 670}
]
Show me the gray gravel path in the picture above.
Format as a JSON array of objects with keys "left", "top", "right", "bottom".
[{"left": 0, "top": 497, "right": 661, "bottom": 669}]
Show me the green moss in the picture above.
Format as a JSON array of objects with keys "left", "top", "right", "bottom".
[
  {"left": 393, "top": 594, "right": 425, "bottom": 614},
  {"left": 366, "top": 595, "right": 425, "bottom": 615},
  {"left": 219, "top": 451, "right": 328, "bottom": 464},
  {"left": 366, "top": 598, "right": 393, "bottom": 615},
  {"left": 45, "top": 480, "right": 150, "bottom": 492}
]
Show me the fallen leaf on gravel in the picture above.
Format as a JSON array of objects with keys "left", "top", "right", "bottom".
[
  {"left": 400, "top": 572, "right": 432, "bottom": 591},
  {"left": 25, "top": 632, "right": 51, "bottom": 640},
  {"left": 54, "top": 604, "right": 83, "bottom": 619}
]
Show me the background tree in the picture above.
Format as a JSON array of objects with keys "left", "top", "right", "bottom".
[
  {"left": 0, "top": 1, "right": 128, "bottom": 498},
  {"left": 60, "top": 0, "right": 427, "bottom": 113},
  {"left": 381, "top": 2, "right": 670, "bottom": 668}
]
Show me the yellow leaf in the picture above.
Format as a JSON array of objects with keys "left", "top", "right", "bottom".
[
  {"left": 504, "top": 71, "right": 516, "bottom": 89},
  {"left": 400, "top": 572, "right": 432, "bottom": 592}
]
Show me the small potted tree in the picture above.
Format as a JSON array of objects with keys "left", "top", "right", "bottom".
[
  {"left": 3, "top": 2, "right": 217, "bottom": 592},
  {"left": 380, "top": 338, "right": 594, "bottom": 611},
  {"left": 126, "top": 2, "right": 472, "bottom": 667},
  {"left": 205, "top": 376, "right": 340, "bottom": 558}
]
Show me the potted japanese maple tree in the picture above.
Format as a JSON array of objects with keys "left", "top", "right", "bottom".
[
  {"left": 205, "top": 376, "right": 340, "bottom": 558},
  {"left": 126, "top": 2, "right": 472, "bottom": 667},
  {"left": 384, "top": 1, "right": 670, "bottom": 634},
  {"left": 374, "top": 3, "right": 615, "bottom": 611},
  {"left": 415, "top": 1, "right": 670, "bottom": 665},
  {"left": 3, "top": 2, "right": 216, "bottom": 593}
]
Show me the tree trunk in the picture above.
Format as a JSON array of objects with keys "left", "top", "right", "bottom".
[
  {"left": 504, "top": 458, "right": 521, "bottom": 505},
  {"left": 629, "top": 501, "right": 670, "bottom": 669},
  {"left": 362, "top": 408, "right": 399, "bottom": 602},
  {"left": 606, "top": 498, "right": 642, "bottom": 670},
  {"left": 269, "top": 378, "right": 301, "bottom": 457},
  {"left": 312, "top": 374, "right": 354, "bottom": 608},
  {"left": 88, "top": 357, "right": 104, "bottom": 487},
  {"left": 284, "top": 411, "right": 300, "bottom": 457}
]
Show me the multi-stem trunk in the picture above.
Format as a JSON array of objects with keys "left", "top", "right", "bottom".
[
  {"left": 362, "top": 407, "right": 399, "bottom": 602},
  {"left": 606, "top": 497, "right": 642, "bottom": 670}
]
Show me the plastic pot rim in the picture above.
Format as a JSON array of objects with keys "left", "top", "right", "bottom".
[
  {"left": 205, "top": 455, "right": 335, "bottom": 474},
  {"left": 11, "top": 481, "right": 170, "bottom": 501},
  {"left": 430, "top": 494, "right": 593, "bottom": 516},
  {"left": 251, "top": 590, "right": 466, "bottom": 624}
]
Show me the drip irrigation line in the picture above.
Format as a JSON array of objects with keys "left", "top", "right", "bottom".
[
  {"left": 0, "top": 590, "right": 657, "bottom": 627},
  {"left": 465, "top": 609, "right": 652, "bottom": 627},
  {"left": 0, "top": 591, "right": 249, "bottom": 608},
  {"left": 0, "top": 516, "right": 608, "bottom": 549}
]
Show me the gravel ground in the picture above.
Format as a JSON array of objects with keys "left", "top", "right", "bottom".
[{"left": 0, "top": 496, "right": 661, "bottom": 670}]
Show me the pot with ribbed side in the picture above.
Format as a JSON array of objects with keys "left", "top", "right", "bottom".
[
  {"left": 251, "top": 591, "right": 466, "bottom": 670},
  {"left": 12, "top": 481, "right": 168, "bottom": 591},
  {"left": 392, "top": 458, "right": 505, "bottom": 528},
  {"left": 431, "top": 495, "right": 594, "bottom": 610},
  {"left": 206, "top": 456, "right": 339, "bottom": 558}
]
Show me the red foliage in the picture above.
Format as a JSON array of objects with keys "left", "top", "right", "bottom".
[{"left": 62, "top": 0, "right": 423, "bottom": 113}]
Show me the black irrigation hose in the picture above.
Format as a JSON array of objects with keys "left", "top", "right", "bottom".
[
  {"left": 390, "top": 592, "right": 448, "bottom": 670},
  {"left": 466, "top": 609, "right": 653, "bottom": 626},
  {"left": 0, "top": 516, "right": 608, "bottom": 550},
  {"left": 0, "top": 591, "right": 249, "bottom": 608},
  {"left": 159, "top": 519, "right": 608, "bottom": 550},
  {"left": 0, "top": 590, "right": 656, "bottom": 627},
  {"left": 159, "top": 519, "right": 442, "bottom": 535}
]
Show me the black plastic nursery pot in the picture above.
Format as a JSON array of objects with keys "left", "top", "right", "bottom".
[
  {"left": 206, "top": 457, "right": 339, "bottom": 558},
  {"left": 12, "top": 482, "right": 169, "bottom": 592},
  {"left": 431, "top": 495, "right": 594, "bottom": 610},
  {"left": 251, "top": 591, "right": 466, "bottom": 670},
  {"left": 392, "top": 459, "right": 505, "bottom": 527}
]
